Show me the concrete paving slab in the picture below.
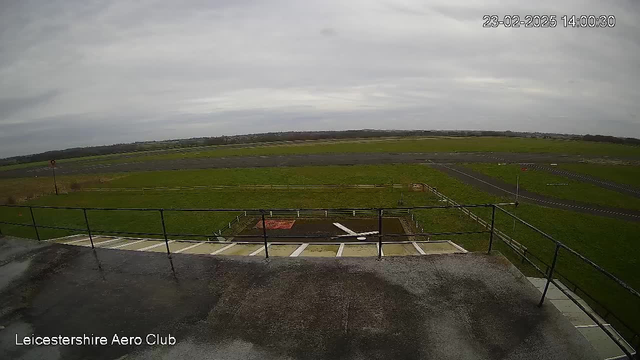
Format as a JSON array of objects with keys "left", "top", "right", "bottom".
[
  {"left": 341, "top": 244, "right": 378, "bottom": 257},
  {"left": 219, "top": 243, "right": 262, "bottom": 256},
  {"left": 50, "top": 234, "right": 88, "bottom": 243},
  {"left": 549, "top": 299, "right": 596, "bottom": 326},
  {"left": 74, "top": 236, "right": 112, "bottom": 247},
  {"left": 577, "top": 326, "right": 627, "bottom": 360},
  {"left": 117, "top": 240, "right": 160, "bottom": 250},
  {"left": 418, "top": 242, "right": 461, "bottom": 254},
  {"left": 300, "top": 244, "right": 339, "bottom": 257},
  {"left": 267, "top": 245, "right": 300, "bottom": 257},
  {"left": 147, "top": 241, "right": 195, "bottom": 253},
  {"left": 382, "top": 243, "right": 419, "bottom": 256},
  {"left": 181, "top": 242, "right": 229, "bottom": 255},
  {"left": 96, "top": 238, "right": 131, "bottom": 248}
]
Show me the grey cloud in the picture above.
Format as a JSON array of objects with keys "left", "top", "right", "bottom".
[{"left": 0, "top": 0, "right": 639, "bottom": 158}]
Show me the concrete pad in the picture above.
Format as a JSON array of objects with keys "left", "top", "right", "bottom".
[
  {"left": 382, "top": 243, "right": 420, "bottom": 256},
  {"left": 147, "top": 241, "right": 195, "bottom": 253},
  {"left": 577, "top": 326, "right": 628, "bottom": 360},
  {"left": 218, "top": 244, "right": 262, "bottom": 256},
  {"left": 94, "top": 238, "right": 129, "bottom": 248},
  {"left": 300, "top": 244, "right": 339, "bottom": 257},
  {"left": 74, "top": 236, "right": 112, "bottom": 247},
  {"left": 417, "top": 242, "right": 461, "bottom": 254},
  {"left": 341, "top": 244, "right": 378, "bottom": 257},
  {"left": 117, "top": 240, "right": 160, "bottom": 250},
  {"left": 267, "top": 245, "right": 300, "bottom": 257},
  {"left": 181, "top": 242, "right": 229, "bottom": 255},
  {"left": 549, "top": 299, "right": 596, "bottom": 326},
  {"left": 51, "top": 234, "right": 87, "bottom": 243}
]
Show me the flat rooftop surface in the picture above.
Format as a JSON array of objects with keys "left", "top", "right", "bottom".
[{"left": 0, "top": 237, "right": 597, "bottom": 360}]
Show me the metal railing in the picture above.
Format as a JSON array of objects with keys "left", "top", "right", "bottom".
[
  {"left": 0, "top": 201, "right": 638, "bottom": 358},
  {"left": 494, "top": 206, "right": 639, "bottom": 359}
]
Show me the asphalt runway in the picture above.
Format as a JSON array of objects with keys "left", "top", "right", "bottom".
[
  {"left": 0, "top": 151, "right": 630, "bottom": 178},
  {"left": 429, "top": 163, "right": 640, "bottom": 222}
]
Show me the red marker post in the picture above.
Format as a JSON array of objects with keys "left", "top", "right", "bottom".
[{"left": 50, "top": 160, "right": 58, "bottom": 195}]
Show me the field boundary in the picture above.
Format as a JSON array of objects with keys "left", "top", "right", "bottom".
[{"left": 79, "top": 184, "right": 406, "bottom": 192}]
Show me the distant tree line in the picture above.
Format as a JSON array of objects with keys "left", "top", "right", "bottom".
[{"left": 2, "top": 130, "right": 639, "bottom": 166}]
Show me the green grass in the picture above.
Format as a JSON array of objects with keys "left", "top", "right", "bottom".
[
  {"left": 466, "top": 163, "right": 640, "bottom": 211},
  {"left": 1, "top": 164, "right": 638, "bottom": 339},
  {"left": 559, "top": 163, "right": 640, "bottom": 188},
  {"left": 68, "top": 137, "right": 640, "bottom": 166}
]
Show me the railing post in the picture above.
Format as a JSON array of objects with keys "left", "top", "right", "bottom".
[
  {"left": 261, "top": 211, "right": 269, "bottom": 258},
  {"left": 29, "top": 206, "right": 40, "bottom": 241},
  {"left": 83, "top": 209, "right": 94, "bottom": 249},
  {"left": 539, "top": 243, "right": 561, "bottom": 307},
  {"left": 159, "top": 209, "right": 171, "bottom": 258},
  {"left": 378, "top": 208, "right": 383, "bottom": 259},
  {"left": 487, "top": 205, "right": 496, "bottom": 253}
]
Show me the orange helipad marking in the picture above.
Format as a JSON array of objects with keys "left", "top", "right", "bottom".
[{"left": 255, "top": 219, "right": 296, "bottom": 230}]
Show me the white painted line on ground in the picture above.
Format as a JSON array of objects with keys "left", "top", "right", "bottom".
[
  {"left": 333, "top": 222, "right": 356, "bottom": 235},
  {"left": 575, "top": 324, "right": 610, "bottom": 328},
  {"left": 412, "top": 242, "right": 426, "bottom": 255},
  {"left": 110, "top": 239, "right": 146, "bottom": 249},
  {"left": 336, "top": 243, "right": 345, "bottom": 257},
  {"left": 249, "top": 244, "right": 271, "bottom": 256},
  {"left": 45, "top": 234, "right": 84, "bottom": 242},
  {"left": 92, "top": 237, "right": 123, "bottom": 246},
  {"left": 290, "top": 243, "right": 309, "bottom": 257},
  {"left": 211, "top": 243, "right": 236, "bottom": 255},
  {"left": 379, "top": 243, "right": 384, "bottom": 257},
  {"left": 605, "top": 355, "right": 635, "bottom": 360},
  {"left": 138, "top": 241, "right": 174, "bottom": 251},
  {"left": 175, "top": 242, "right": 205, "bottom": 253},
  {"left": 63, "top": 237, "right": 91, "bottom": 245},
  {"left": 447, "top": 241, "right": 468, "bottom": 253}
]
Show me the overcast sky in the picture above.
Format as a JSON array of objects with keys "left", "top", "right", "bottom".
[{"left": 0, "top": 0, "right": 639, "bottom": 157}]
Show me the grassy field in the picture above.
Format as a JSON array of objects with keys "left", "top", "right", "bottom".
[
  {"left": 559, "top": 163, "right": 640, "bottom": 188},
  {"left": 0, "top": 164, "right": 638, "bottom": 339},
  {"left": 0, "top": 173, "right": 124, "bottom": 204},
  {"left": 3, "top": 137, "right": 637, "bottom": 171},
  {"left": 97, "top": 137, "right": 640, "bottom": 164},
  {"left": 466, "top": 163, "right": 640, "bottom": 211}
]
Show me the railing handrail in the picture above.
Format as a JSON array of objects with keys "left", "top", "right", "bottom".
[
  {"left": 495, "top": 205, "right": 640, "bottom": 301},
  {"left": 0, "top": 203, "right": 516, "bottom": 212}
]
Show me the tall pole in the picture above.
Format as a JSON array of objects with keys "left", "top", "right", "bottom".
[
  {"left": 52, "top": 166, "right": 59, "bottom": 195},
  {"left": 378, "top": 208, "right": 383, "bottom": 259},
  {"left": 487, "top": 205, "right": 496, "bottom": 253},
  {"left": 513, "top": 174, "right": 519, "bottom": 231},
  {"left": 261, "top": 211, "right": 269, "bottom": 258}
]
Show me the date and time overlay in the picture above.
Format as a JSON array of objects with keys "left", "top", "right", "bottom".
[{"left": 483, "top": 14, "right": 616, "bottom": 28}]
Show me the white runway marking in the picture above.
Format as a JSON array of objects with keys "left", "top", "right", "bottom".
[
  {"left": 290, "top": 243, "right": 309, "bottom": 257},
  {"left": 336, "top": 243, "right": 345, "bottom": 257},
  {"left": 249, "top": 244, "right": 271, "bottom": 256},
  {"left": 138, "top": 241, "right": 174, "bottom": 251},
  {"left": 110, "top": 239, "right": 146, "bottom": 249},
  {"left": 333, "top": 222, "right": 356, "bottom": 235},
  {"left": 175, "top": 242, "right": 205, "bottom": 253},
  {"left": 211, "top": 243, "right": 235, "bottom": 255},
  {"left": 412, "top": 242, "right": 426, "bottom": 255}
]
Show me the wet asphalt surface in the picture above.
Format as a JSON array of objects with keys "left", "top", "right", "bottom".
[
  {"left": 0, "top": 237, "right": 597, "bottom": 360},
  {"left": 429, "top": 163, "right": 640, "bottom": 222},
  {"left": 0, "top": 152, "right": 628, "bottom": 178}
]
